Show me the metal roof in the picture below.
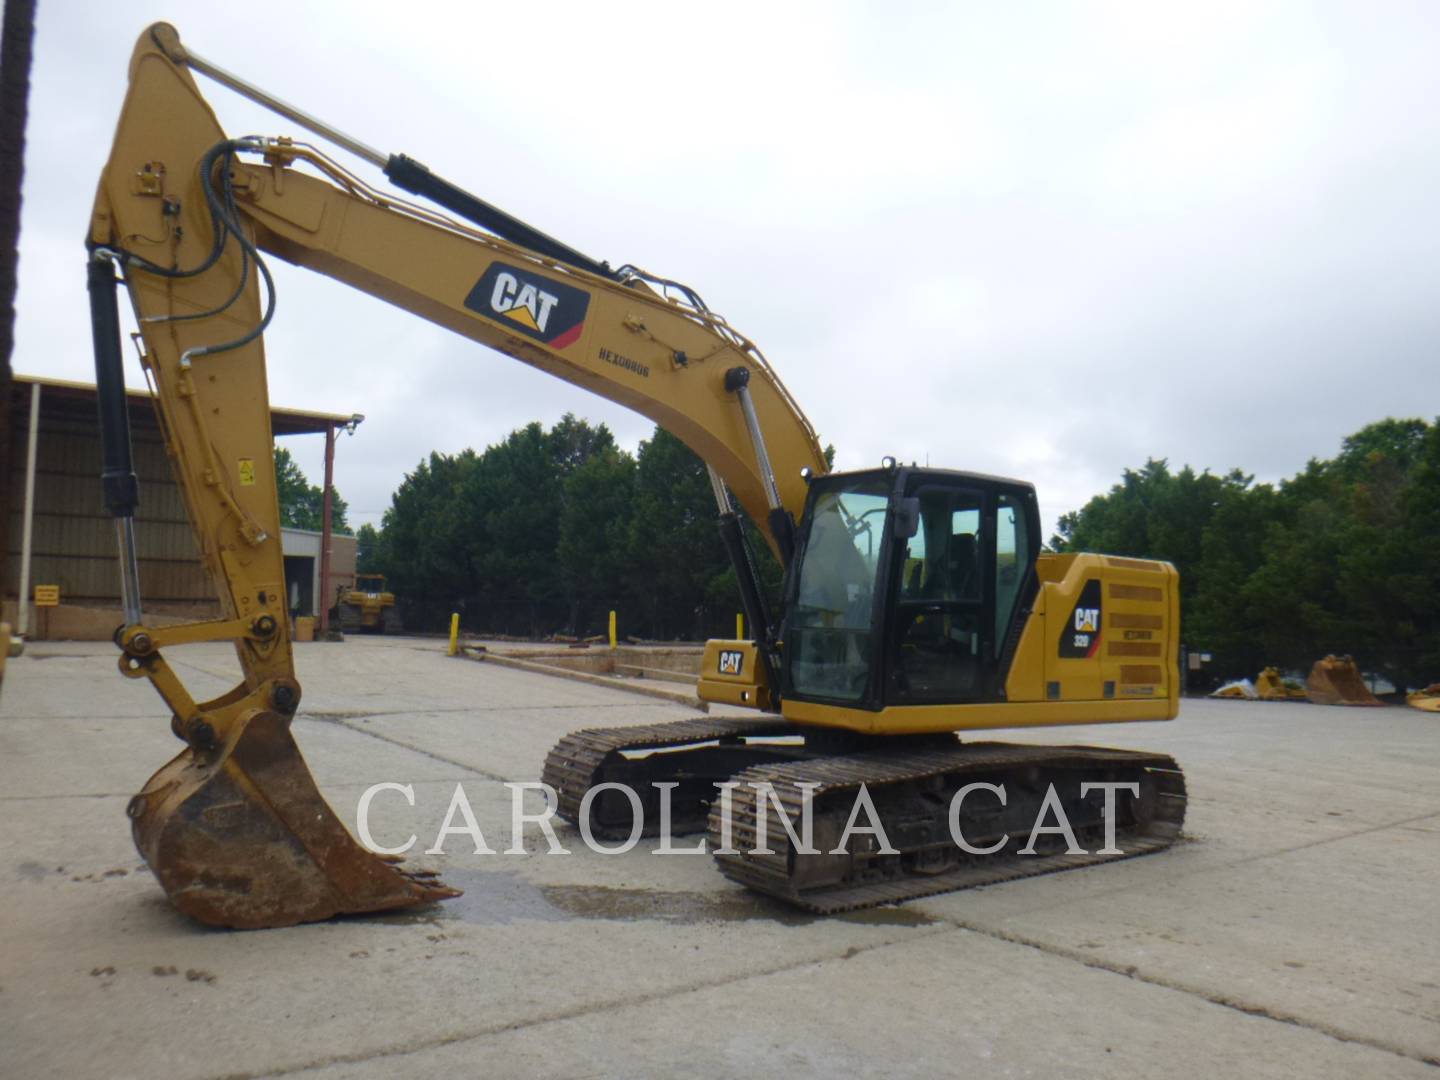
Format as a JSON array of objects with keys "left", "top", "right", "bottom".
[{"left": 10, "top": 373, "right": 358, "bottom": 437}]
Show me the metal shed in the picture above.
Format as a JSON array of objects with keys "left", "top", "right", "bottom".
[{"left": 4, "top": 374, "right": 359, "bottom": 640}]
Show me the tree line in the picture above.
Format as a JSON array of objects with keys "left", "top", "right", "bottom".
[
  {"left": 355, "top": 415, "right": 784, "bottom": 641},
  {"left": 321, "top": 410, "right": 1435, "bottom": 689},
  {"left": 1052, "top": 418, "right": 1440, "bottom": 690}
]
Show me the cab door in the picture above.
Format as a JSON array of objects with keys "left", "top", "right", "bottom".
[
  {"left": 884, "top": 482, "right": 993, "bottom": 704},
  {"left": 882, "top": 477, "right": 1038, "bottom": 706}
]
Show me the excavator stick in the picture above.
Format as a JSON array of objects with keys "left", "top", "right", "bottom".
[
  {"left": 1305, "top": 655, "right": 1384, "bottom": 707},
  {"left": 130, "top": 709, "right": 457, "bottom": 930}
]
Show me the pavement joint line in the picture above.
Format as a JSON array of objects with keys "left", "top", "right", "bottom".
[
  {"left": 0, "top": 704, "right": 683, "bottom": 722},
  {"left": 296, "top": 701, "right": 680, "bottom": 720},
  {"left": 208, "top": 923, "right": 960, "bottom": 1080},
  {"left": 0, "top": 791, "right": 132, "bottom": 801},
  {"left": 0, "top": 774, "right": 487, "bottom": 802},
  {"left": 0, "top": 713, "right": 171, "bottom": 720},
  {"left": 300, "top": 707, "right": 487, "bottom": 719},
  {"left": 1210, "top": 809, "right": 1440, "bottom": 869},
  {"left": 939, "top": 917, "right": 1440, "bottom": 1069},
  {"left": 321, "top": 774, "right": 487, "bottom": 791},
  {"left": 306, "top": 713, "right": 511, "bottom": 782}
]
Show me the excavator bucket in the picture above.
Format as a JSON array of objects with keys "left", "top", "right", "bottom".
[
  {"left": 1407, "top": 685, "right": 1440, "bottom": 713},
  {"left": 1305, "top": 655, "right": 1384, "bottom": 707},
  {"left": 1210, "top": 679, "right": 1257, "bottom": 699},
  {"left": 1255, "top": 667, "right": 1308, "bottom": 701},
  {"left": 128, "top": 708, "right": 458, "bottom": 929}
]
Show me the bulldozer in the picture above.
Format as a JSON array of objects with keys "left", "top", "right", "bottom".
[
  {"left": 333, "top": 573, "right": 400, "bottom": 634},
  {"left": 84, "top": 24, "right": 1187, "bottom": 929}
]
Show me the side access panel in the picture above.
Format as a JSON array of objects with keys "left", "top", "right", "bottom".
[
  {"left": 698, "top": 639, "right": 772, "bottom": 710},
  {"left": 1035, "top": 553, "right": 1179, "bottom": 711}
]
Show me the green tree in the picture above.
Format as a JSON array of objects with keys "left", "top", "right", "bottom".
[
  {"left": 379, "top": 449, "right": 479, "bottom": 627},
  {"left": 1055, "top": 418, "right": 1440, "bottom": 688},
  {"left": 557, "top": 446, "right": 638, "bottom": 634},
  {"left": 548, "top": 412, "right": 616, "bottom": 478},
  {"left": 273, "top": 446, "right": 350, "bottom": 534},
  {"left": 464, "top": 422, "right": 565, "bottom": 634},
  {"left": 1185, "top": 477, "right": 1281, "bottom": 675},
  {"left": 1213, "top": 419, "right": 1440, "bottom": 686},
  {"left": 355, "top": 523, "right": 382, "bottom": 573},
  {"left": 1051, "top": 459, "right": 1245, "bottom": 625},
  {"left": 363, "top": 416, "right": 827, "bottom": 641},
  {"left": 626, "top": 428, "right": 731, "bottom": 639},
  {"left": 373, "top": 416, "right": 622, "bottom": 634}
]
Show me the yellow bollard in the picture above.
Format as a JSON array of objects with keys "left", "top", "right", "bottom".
[
  {"left": 447, "top": 612, "right": 460, "bottom": 657},
  {"left": 609, "top": 610, "right": 617, "bottom": 649},
  {"left": 736, "top": 613, "right": 744, "bottom": 640}
]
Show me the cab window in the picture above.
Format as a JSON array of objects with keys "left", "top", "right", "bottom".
[
  {"left": 890, "top": 488, "right": 985, "bottom": 702},
  {"left": 994, "top": 494, "right": 1029, "bottom": 647}
]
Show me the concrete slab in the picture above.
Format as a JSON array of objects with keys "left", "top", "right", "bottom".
[
  {"left": 300, "top": 928, "right": 1436, "bottom": 1080},
  {"left": 2, "top": 638, "right": 1437, "bottom": 1078}
]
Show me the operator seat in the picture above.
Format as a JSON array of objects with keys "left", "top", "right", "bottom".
[{"left": 947, "top": 533, "right": 979, "bottom": 600}]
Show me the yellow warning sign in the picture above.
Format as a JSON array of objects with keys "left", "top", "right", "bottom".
[
  {"left": 238, "top": 458, "right": 256, "bottom": 486},
  {"left": 34, "top": 584, "right": 60, "bottom": 607}
]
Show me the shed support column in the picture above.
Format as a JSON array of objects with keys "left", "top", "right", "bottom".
[
  {"left": 318, "top": 422, "right": 335, "bottom": 635},
  {"left": 16, "top": 381, "right": 39, "bottom": 636}
]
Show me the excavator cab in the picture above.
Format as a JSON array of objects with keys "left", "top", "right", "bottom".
[{"left": 783, "top": 466, "right": 1039, "bottom": 711}]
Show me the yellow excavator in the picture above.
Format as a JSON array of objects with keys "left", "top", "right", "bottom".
[{"left": 88, "top": 24, "right": 1186, "bottom": 928}]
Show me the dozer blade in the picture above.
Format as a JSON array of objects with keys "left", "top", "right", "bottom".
[{"left": 128, "top": 708, "right": 459, "bottom": 929}]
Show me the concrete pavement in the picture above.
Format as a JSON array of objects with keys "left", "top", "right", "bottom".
[{"left": 1, "top": 636, "right": 1437, "bottom": 1078}]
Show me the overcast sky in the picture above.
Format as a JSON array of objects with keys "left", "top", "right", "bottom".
[{"left": 16, "top": 1, "right": 1440, "bottom": 536}]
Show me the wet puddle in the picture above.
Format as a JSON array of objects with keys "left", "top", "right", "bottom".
[{"left": 367, "top": 869, "right": 935, "bottom": 929}]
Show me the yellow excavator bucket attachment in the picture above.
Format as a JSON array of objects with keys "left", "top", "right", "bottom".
[
  {"left": 1407, "top": 685, "right": 1440, "bottom": 713},
  {"left": 1305, "top": 655, "right": 1384, "bottom": 707},
  {"left": 129, "top": 709, "right": 458, "bottom": 930},
  {"left": 1255, "top": 667, "right": 1307, "bottom": 701},
  {"left": 1210, "top": 680, "right": 1256, "bottom": 699}
]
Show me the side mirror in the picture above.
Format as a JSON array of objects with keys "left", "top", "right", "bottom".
[{"left": 893, "top": 496, "right": 920, "bottom": 540}]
